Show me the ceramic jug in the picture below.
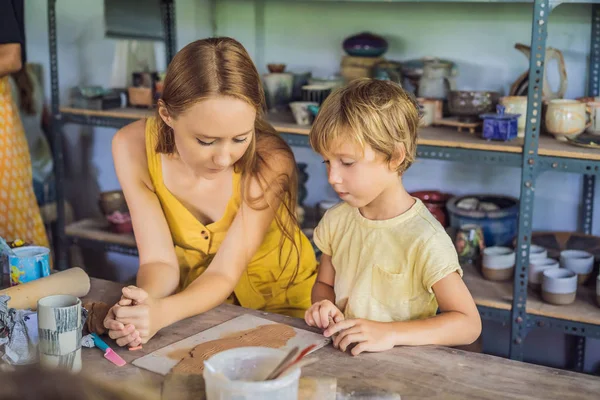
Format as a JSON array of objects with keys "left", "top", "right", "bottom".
[
  {"left": 417, "top": 61, "right": 457, "bottom": 100},
  {"left": 514, "top": 43, "right": 567, "bottom": 101}
]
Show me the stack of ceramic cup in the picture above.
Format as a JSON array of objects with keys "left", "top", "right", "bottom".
[
  {"left": 539, "top": 249, "right": 595, "bottom": 306},
  {"left": 481, "top": 246, "right": 515, "bottom": 281}
]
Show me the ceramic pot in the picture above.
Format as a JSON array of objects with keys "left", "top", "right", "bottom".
[
  {"left": 99, "top": 190, "right": 132, "bottom": 234},
  {"left": 481, "top": 246, "right": 515, "bottom": 281},
  {"left": 37, "top": 295, "right": 83, "bottom": 372},
  {"left": 301, "top": 85, "right": 331, "bottom": 105},
  {"left": 499, "top": 96, "right": 528, "bottom": 138},
  {"left": 585, "top": 101, "right": 600, "bottom": 136},
  {"left": 541, "top": 268, "right": 577, "bottom": 305},
  {"left": 417, "top": 99, "right": 437, "bottom": 127},
  {"left": 417, "top": 62, "right": 456, "bottom": 100},
  {"left": 411, "top": 190, "right": 451, "bottom": 227},
  {"left": 560, "top": 249, "right": 594, "bottom": 284},
  {"left": 528, "top": 258, "right": 559, "bottom": 290},
  {"left": 544, "top": 99, "right": 591, "bottom": 140},
  {"left": 263, "top": 73, "right": 294, "bottom": 112},
  {"left": 343, "top": 32, "right": 388, "bottom": 57},
  {"left": 448, "top": 91, "right": 500, "bottom": 122}
]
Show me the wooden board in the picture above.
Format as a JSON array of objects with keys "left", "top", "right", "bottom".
[{"left": 132, "top": 314, "right": 330, "bottom": 376}]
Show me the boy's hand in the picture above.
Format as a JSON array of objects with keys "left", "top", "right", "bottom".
[
  {"left": 304, "top": 300, "right": 344, "bottom": 329},
  {"left": 324, "top": 319, "right": 395, "bottom": 356}
]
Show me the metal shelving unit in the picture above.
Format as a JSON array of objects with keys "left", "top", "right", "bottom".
[{"left": 47, "top": 0, "right": 600, "bottom": 373}]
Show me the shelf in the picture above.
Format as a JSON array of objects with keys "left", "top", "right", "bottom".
[
  {"left": 462, "top": 263, "right": 600, "bottom": 328},
  {"left": 66, "top": 218, "right": 138, "bottom": 256},
  {"left": 59, "top": 107, "right": 600, "bottom": 172}
]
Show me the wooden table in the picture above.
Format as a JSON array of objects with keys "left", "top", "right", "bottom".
[{"left": 81, "top": 278, "right": 600, "bottom": 399}]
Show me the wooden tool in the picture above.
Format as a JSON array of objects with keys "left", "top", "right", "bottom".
[{"left": 0, "top": 267, "right": 90, "bottom": 310}]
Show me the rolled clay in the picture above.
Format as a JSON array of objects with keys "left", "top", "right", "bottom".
[
  {"left": 0, "top": 267, "right": 91, "bottom": 310},
  {"left": 83, "top": 301, "right": 111, "bottom": 335}
]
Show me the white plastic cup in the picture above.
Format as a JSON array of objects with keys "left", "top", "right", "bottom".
[{"left": 203, "top": 347, "right": 301, "bottom": 400}]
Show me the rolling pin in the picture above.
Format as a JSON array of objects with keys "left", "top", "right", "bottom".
[{"left": 0, "top": 267, "right": 91, "bottom": 310}]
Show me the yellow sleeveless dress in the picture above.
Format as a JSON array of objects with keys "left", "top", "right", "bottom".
[
  {"left": 0, "top": 76, "right": 49, "bottom": 250},
  {"left": 144, "top": 118, "right": 317, "bottom": 318}
]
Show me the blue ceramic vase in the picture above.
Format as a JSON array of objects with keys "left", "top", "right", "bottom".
[{"left": 343, "top": 32, "right": 388, "bottom": 57}]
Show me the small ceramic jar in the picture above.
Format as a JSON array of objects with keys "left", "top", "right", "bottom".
[
  {"left": 529, "top": 245, "right": 548, "bottom": 263},
  {"left": 481, "top": 246, "right": 515, "bottom": 281},
  {"left": 560, "top": 250, "right": 594, "bottom": 284},
  {"left": 542, "top": 268, "right": 578, "bottom": 305},
  {"left": 479, "top": 105, "right": 520, "bottom": 142},
  {"left": 528, "top": 258, "right": 559, "bottom": 290}
]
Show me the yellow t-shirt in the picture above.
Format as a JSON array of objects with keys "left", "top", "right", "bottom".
[{"left": 313, "top": 199, "right": 462, "bottom": 322}]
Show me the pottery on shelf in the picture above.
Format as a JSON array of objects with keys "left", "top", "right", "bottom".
[
  {"left": 99, "top": 190, "right": 132, "bottom": 234},
  {"left": 481, "top": 246, "right": 515, "bottom": 281},
  {"left": 289, "top": 101, "right": 318, "bottom": 126},
  {"left": 560, "top": 249, "right": 595, "bottom": 285},
  {"left": 343, "top": 32, "right": 388, "bottom": 58},
  {"left": 528, "top": 258, "right": 559, "bottom": 291},
  {"left": 448, "top": 90, "right": 500, "bottom": 123},
  {"left": 411, "top": 190, "right": 452, "bottom": 227},
  {"left": 267, "top": 63, "right": 286, "bottom": 73},
  {"left": 263, "top": 72, "right": 294, "bottom": 112},
  {"left": 401, "top": 57, "right": 456, "bottom": 93},
  {"left": 499, "top": 96, "right": 528, "bottom": 138},
  {"left": 544, "top": 99, "right": 592, "bottom": 141},
  {"left": 479, "top": 105, "right": 520, "bottom": 142},
  {"left": 541, "top": 268, "right": 577, "bottom": 305},
  {"left": 417, "top": 61, "right": 457, "bottom": 100},
  {"left": 301, "top": 85, "right": 331, "bottom": 105}
]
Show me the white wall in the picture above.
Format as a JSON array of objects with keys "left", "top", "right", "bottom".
[{"left": 23, "top": 0, "right": 600, "bottom": 373}]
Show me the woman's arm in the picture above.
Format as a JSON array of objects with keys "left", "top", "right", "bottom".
[
  {"left": 111, "top": 139, "right": 298, "bottom": 344},
  {"left": 111, "top": 120, "right": 181, "bottom": 298},
  {"left": 0, "top": 43, "right": 22, "bottom": 77}
]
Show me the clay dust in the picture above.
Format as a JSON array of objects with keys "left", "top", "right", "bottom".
[{"left": 170, "top": 324, "right": 296, "bottom": 375}]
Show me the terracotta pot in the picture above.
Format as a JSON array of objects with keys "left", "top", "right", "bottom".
[{"left": 411, "top": 190, "right": 452, "bottom": 227}]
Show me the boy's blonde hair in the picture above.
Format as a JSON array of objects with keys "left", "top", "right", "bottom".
[{"left": 309, "top": 78, "right": 420, "bottom": 173}]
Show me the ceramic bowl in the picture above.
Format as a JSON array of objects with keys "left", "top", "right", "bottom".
[
  {"left": 560, "top": 250, "right": 594, "bottom": 284},
  {"left": 481, "top": 246, "right": 515, "bottom": 281},
  {"left": 541, "top": 268, "right": 577, "bottom": 305},
  {"left": 529, "top": 245, "right": 548, "bottom": 263},
  {"left": 448, "top": 90, "right": 500, "bottom": 122},
  {"left": 267, "top": 63, "right": 286, "bottom": 73},
  {"left": 98, "top": 190, "right": 132, "bottom": 234},
  {"left": 528, "top": 258, "right": 559, "bottom": 290}
]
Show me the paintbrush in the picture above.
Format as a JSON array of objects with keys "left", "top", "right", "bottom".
[{"left": 264, "top": 346, "right": 299, "bottom": 380}]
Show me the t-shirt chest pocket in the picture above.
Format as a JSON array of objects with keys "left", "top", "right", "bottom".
[{"left": 370, "top": 264, "right": 416, "bottom": 308}]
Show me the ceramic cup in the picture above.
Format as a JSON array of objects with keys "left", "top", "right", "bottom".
[
  {"left": 481, "top": 246, "right": 515, "bottom": 281},
  {"left": 417, "top": 98, "right": 437, "bottom": 127},
  {"left": 560, "top": 249, "right": 594, "bottom": 284},
  {"left": 37, "top": 295, "right": 83, "bottom": 373},
  {"left": 528, "top": 258, "right": 559, "bottom": 290},
  {"left": 289, "top": 101, "right": 318, "bottom": 126},
  {"left": 8, "top": 246, "right": 51, "bottom": 286},
  {"left": 545, "top": 99, "right": 592, "bottom": 140},
  {"left": 586, "top": 101, "right": 600, "bottom": 135},
  {"left": 500, "top": 96, "right": 527, "bottom": 138},
  {"left": 541, "top": 268, "right": 578, "bottom": 305},
  {"left": 529, "top": 245, "right": 548, "bottom": 263}
]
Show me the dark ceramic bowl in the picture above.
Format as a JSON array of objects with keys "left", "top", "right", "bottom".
[{"left": 448, "top": 91, "right": 500, "bottom": 122}]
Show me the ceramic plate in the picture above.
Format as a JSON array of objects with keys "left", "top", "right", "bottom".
[{"left": 565, "top": 133, "right": 600, "bottom": 149}]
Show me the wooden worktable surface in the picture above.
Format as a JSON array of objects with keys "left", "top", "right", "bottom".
[{"left": 81, "top": 278, "right": 600, "bottom": 399}]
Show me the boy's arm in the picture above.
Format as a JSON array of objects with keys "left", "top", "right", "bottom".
[
  {"left": 311, "top": 254, "right": 336, "bottom": 304},
  {"left": 324, "top": 272, "right": 482, "bottom": 355}
]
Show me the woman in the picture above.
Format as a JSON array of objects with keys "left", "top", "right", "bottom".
[
  {"left": 0, "top": 0, "right": 49, "bottom": 249},
  {"left": 104, "top": 37, "right": 318, "bottom": 347}
]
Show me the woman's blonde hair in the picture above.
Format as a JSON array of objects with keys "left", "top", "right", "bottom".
[
  {"left": 155, "top": 37, "right": 301, "bottom": 284},
  {"left": 310, "top": 78, "right": 420, "bottom": 173}
]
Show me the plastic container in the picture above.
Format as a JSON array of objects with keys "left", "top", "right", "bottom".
[
  {"left": 203, "top": 347, "right": 301, "bottom": 400},
  {"left": 446, "top": 194, "right": 519, "bottom": 247}
]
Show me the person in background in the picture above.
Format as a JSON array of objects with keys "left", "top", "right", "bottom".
[
  {"left": 0, "top": 0, "right": 49, "bottom": 249},
  {"left": 9, "top": 64, "right": 55, "bottom": 209}
]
